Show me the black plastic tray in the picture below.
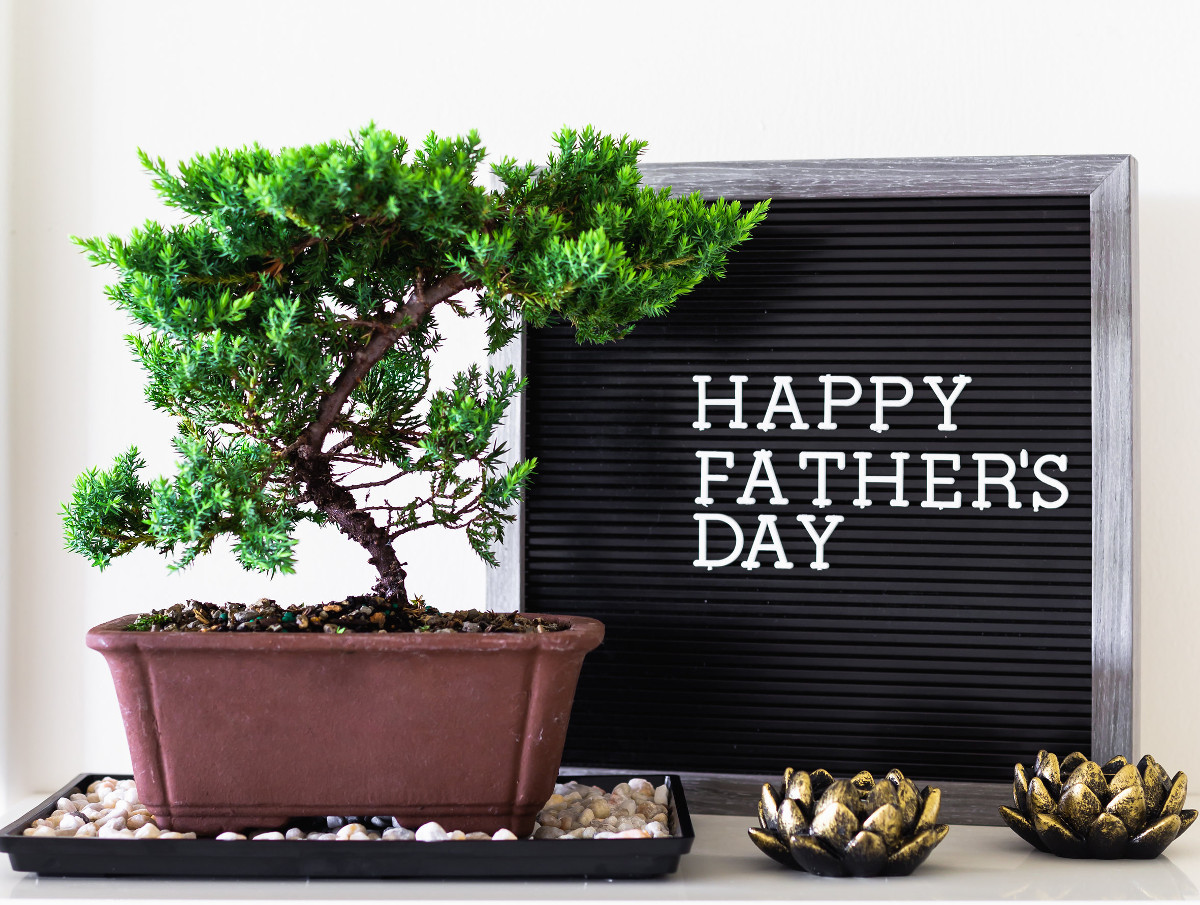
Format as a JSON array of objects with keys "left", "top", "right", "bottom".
[{"left": 0, "top": 773, "right": 694, "bottom": 879}]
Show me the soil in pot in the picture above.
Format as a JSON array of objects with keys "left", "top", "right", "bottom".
[{"left": 125, "top": 596, "right": 569, "bottom": 635}]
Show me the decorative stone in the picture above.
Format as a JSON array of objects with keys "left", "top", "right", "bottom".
[
  {"left": 415, "top": 822, "right": 450, "bottom": 842},
  {"left": 216, "top": 832, "right": 246, "bottom": 840}
]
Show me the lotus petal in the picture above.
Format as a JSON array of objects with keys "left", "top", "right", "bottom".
[
  {"left": 867, "top": 779, "right": 899, "bottom": 814},
  {"left": 1161, "top": 771, "right": 1188, "bottom": 818},
  {"left": 863, "top": 803, "right": 903, "bottom": 848},
  {"left": 916, "top": 787, "right": 942, "bottom": 834},
  {"left": 1128, "top": 813, "right": 1181, "bottom": 860},
  {"left": 1035, "top": 750, "right": 1061, "bottom": 795},
  {"left": 885, "top": 768, "right": 907, "bottom": 788},
  {"left": 1086, "top": 812, "right": 1129, "bottom": 859},
  {"left": 812, "top": 801, "right": 858, "bottom": 850},
  {"left": 1060, "top": 783, "right": 1102, "bottom": 836},
  {"left": 1027, "top": 776, "right": 1056, "bottom": 815},
  {"left": 1143, "top": 760, "right": 1170, "bottom": 815},
  {"left": 785, "top": 769, "right": 813, "bottom": 816},
  {"left": 788, "top": 833, "right": 847, "bottom": 877},
  {"left": 1180, "top": 810, "right": 1197, "bottom": 835},
  {"left": 1033, "top": 812, "right": 1087, "bottom": 858},
  {"left": 851, "top": 770, "right": 875, "bottom": 792},
  {"left": 817, "top": 779, "right": 861, "bottom": 816},
  {"left": 759, "top": 783, "right": 780, "bottom": 832},
  {"left": 843, "top": 830, "right": 888, "bottom": 878},
  {"left": 809, "top": 768, "right": 835, "bottom": 796},
  {"left": 778, "top": 798, "right": 809, "bottom": 838},
  {"left": 1106, "top": 784, "right": 1147, "bottom": 835},
  {"left": 1013, "top": 763, "right": 1030, "bottom": 811},
  {"left": 884, "top": 825, "right": 949, "bottom": 876},
  {"left": 1066, "top": 760, "right": 1109, "bottom": 802},
  {"left": 748, "top": 826, "right": 797, "bottom": 868},
  {"left": 999, "top": 806, "right": 1048, "bottom": 852},
  {"left": 1101, "top": 755, "right": 1130, "bottom": 779},
  {"left": 1108, "top": 763, "right": 1142, "bottom": 798},
  {"left": 1060, "top": 751, "right": 1088, "bottom": 775},
  {"left": 896, "top": 778, "right": 920, "bottom": 831}
]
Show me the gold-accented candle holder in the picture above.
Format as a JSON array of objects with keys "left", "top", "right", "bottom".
[
  {"left": 1000, "top": 751, "right": 1196, "bottom": 859},
  {"left": 748, "top": 768, "right": 949, "bottom": 877}
]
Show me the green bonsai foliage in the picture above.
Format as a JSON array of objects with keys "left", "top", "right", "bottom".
[{"left": 63, "top": 125, "right": 767, "bottom": 603}]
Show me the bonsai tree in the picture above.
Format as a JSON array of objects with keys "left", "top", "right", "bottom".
[{"left": 63, "top": 125, "right": 767, "bottom": 612}]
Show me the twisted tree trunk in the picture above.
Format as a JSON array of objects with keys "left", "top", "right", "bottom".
[{"left": 288, "top": 273, "right": 471, "bottom": 602}]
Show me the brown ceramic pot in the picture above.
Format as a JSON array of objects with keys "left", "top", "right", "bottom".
[{"left": 86, "top": 613, "right": 604, "bottom": 836}]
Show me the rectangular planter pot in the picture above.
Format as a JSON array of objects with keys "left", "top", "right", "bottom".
[{"left": 86, "top": 613, "right": 604, "bottom": 836}]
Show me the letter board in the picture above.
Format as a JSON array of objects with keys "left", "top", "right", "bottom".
[{"left": 491, "top": 157, "right": 1135, "bottom": 800}]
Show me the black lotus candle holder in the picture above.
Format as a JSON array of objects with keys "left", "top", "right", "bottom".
[
  {"left": 747, "top": 768, "right": 949, "bottom": 877},
  {"left": 999, "top": 751, "right": 1196, "bottom": 859}
]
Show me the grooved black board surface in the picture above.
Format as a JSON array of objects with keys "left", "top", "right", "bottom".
[{"left": 523, "top": 196, "right": 1093, "bottom": 783}]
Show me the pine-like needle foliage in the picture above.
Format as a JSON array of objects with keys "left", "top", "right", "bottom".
[{"left": 63, "top": 124, "right": 768, "bottom": 602}]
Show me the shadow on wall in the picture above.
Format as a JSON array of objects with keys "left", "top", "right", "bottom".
[{"left": 1132, "top": 193, "right": 1200, "bottom": 771}]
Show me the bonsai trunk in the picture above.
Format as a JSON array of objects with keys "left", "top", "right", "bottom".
[
  {"left": 286, "top": 274, "right": 472, "bottom": 604},
  {"left": 292, "top": 450, "right": 409, "bottom": 602}
]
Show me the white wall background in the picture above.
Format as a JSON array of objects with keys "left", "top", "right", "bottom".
[{"left": 2, "top": 0, "right": 1197, "bottom": 803}]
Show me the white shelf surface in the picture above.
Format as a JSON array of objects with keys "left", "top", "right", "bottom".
[{"left": 0, "top": 807, "right": 1196, "bottom": 904}]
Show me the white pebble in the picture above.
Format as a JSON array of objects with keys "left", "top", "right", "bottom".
[
  {"left": 285, "top": 828, "right": 306, "bottom": 840},
  {"left": 253, "top": 831, "right": 286, "bottom": 841},
  {"left": 448, "top": 831, "right": 466, "bottom": 841},
  {"left": 216, "top": 832, "right": 246, "bottom": 841},
  {"left": 492, "top": 828, "right": 519, "bottom": 840},
  {"left": 81, "top": 805, "right": 103, "bottom": 820},
  {"left": 654, "top": 784, "right": 669, "bottom": 805},
  {"left": 629, "top": 778, "right": 654, "bottom": 799},
  {"left": 134, "top": 824, "right": 160, "bottom": 839},
  {"left": 647, "top": 821, "right": 671, "bottom": 838},
  {"left": 55, "top": 827, "right": 80, "bottom": 837},
  {"left": 382, "top": 827, "right": 415, "bottom": 841},
  {"left": 58, "top": 814, "right": 86, "bottom": 832},
  {"left": 97, "top": 815, "right": 126, "bottom": 832},
  {"left": 126, "top": 814, "right": 149, "bottom": 831},
  {"left": 74, "top": 824, "right": 97, "bottom": 838},
  {"left": 415, "top": 822, "right": 450, "bottom": 842},
  {"left": 464, "top": 832, "right": 491, "bottom": 841},
  {"left": 97, "top": 824, "right": 134, "bottom": 839},
  {"left": 158, "top": 831, "right": 185, "bottom": 839},
  {"left": 56, "top": 798, "right": 78, "bottom": 813},
  {"left": 335, "top": 823, "right": 366, "bottom": 841}
]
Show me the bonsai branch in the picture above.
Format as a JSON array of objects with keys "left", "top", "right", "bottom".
[{"left": 298, "top": 272, "right": 472, "bottom": 456}]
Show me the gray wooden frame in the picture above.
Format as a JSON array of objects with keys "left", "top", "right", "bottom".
[{"left": 488, "top": 156, "right": 1138, "bottom": 824}]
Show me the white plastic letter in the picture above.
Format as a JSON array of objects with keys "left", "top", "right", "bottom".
[
  {"left": 693, "top": 513, "right": 744, "bottom": 570},
  {"left": 923, "top": 375, "right": 972, "bottom": 431},
  {"left": 1032, "top": 454, "right": 1069, "bottom": 511},
  {"left": 920, "top": 453, "right": 962, "bottom": 510},
  {"left": 740, "top": 515, "right": 794, "bottom": 571},
  {"left": 818, "top": 375, "right": 862, "bottom": 430},
  {"left": 869, "top": 376, "right": 914, "bottom": 434},
  {"left": 695, "top": 451, "right": 734, "bottom": 507},
  {"left": 972, "top": 453, "right": 1021, "bottom": 510},
  {"left": 796, "top": 514, "right": 844, "bottom": 571},
  {"left": 852, "top": 451, "right": 911, "bottom": 509},
  {"left": 737, "top": 450, "right": 789, "bottom": 506},
  {"left": 757, "top": 376, "right": 809, "bottom": 431},
  {"left": 798, "top": 452, "right": 846, "bottom": 508},
  {"left": 693, "top": 375, "right": 748, "bottom": 430}
]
